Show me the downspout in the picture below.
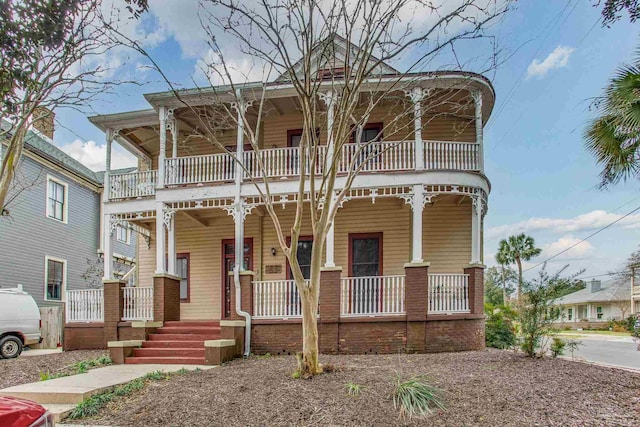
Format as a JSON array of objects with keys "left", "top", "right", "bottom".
[{"left": 233, "top": 91, "right": 251, "bottom": 357}]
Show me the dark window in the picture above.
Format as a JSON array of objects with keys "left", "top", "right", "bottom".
[
  {"left": 352, "top": 123, "right": 383, "bottom": 144},
  {"left": 46, "top": 259, "right": 64, "bottom": 301},
  {"left": 287, "top": 237, "right": 313, "bottom": 280},
  {"left": 177, "top": 254, "right": 190, "bottom": 302},
  {"left": 350, "top": 234, "right": 382, "bottom": 277},
  {"left": 288, "top": 130, "right": 303, "bottom": 148},
  {"left": 47, "top": 179, "right": 65, "bottom": 221}
]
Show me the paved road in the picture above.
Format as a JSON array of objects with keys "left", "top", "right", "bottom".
[{"left": 562, "top": 337, "right": 640, "bottom": 371}]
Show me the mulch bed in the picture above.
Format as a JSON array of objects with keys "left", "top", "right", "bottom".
[
  {"left": 0, "top": 350, "right": 108, "bottom": 390},
  {"left": 67, "top": 349, "right": 639, "bottom": 426}
]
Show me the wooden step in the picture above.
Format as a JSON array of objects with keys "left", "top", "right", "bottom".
[
  {"left": 142, "top": 340, "right": 205, "bottom": 349},
  {"left": 148, "top": 333, "right": 220, "bottom": 341},
  {"left": 133, "top": 348, "right": 205, "bottom": 358},
  {"left": 157, "top": 326, "right": 221, "bottom": 335},
  {"left": 124, "top": 356, "right": 205, "bottom": 365}
]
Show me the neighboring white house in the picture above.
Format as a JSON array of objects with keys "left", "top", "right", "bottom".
[{"left": 557, "top": 279, "right": 630, "bottom": 325}]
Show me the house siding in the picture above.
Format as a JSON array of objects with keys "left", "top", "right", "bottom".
[{"left": 0, "top": 156, "right": 100, "bottom": 306}]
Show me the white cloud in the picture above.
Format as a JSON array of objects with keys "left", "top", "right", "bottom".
[
  {"left": 526, "top": 45, "right": 574, "bottom": 79},
  {"left": 541, "top": 236, "right": 595, "bottom": 261},
  {"left": 56, "top": 139, "right": 137, "bottom": 172},
  {"left": 486, "top": 210, "right": 640, "bottom": 240}
]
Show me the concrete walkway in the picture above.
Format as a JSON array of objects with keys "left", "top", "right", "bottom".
[{"left": 0, "top": 363, "right": 213, "bottom": 421}]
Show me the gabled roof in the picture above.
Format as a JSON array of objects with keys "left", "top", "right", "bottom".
[
  {"left": 556, "top": 279, "right": 630, "bottom": 305},
  {"left": 275, "top": 33, "right": 399, "bottom": 82},
  {"left": 1, "top": 121, "right": 125, "bottom": 186}
]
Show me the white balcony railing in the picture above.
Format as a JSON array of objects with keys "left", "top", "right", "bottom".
[
  {"left": 122, "top": 287, "right": 154, "bottom": 321},
  {"left": 341, "top": 275, "right": 405, "bottom": 316},
  {"left": 428, "top": 274, "right": 470, "bottom": 314},
  {"left": 253, "top": 279, "right": 304, "bottom": 319},
  {"left": 109, "top": 170, "right": 157, "bottom": 199},
  {"left": 66, "top": 289, "right": 104, "bottom": 323},
  {"left": 108, "top": 140, "right": 482, "bottom": 200},
  {"left": 165, "top": 153, "right": 235, "bottom": 185},
  {"left": 337, "top": 140, "right": 414, "bottom": 173},
  {"left": 424, "top": 141, "right": 480, "bottom": 171}
]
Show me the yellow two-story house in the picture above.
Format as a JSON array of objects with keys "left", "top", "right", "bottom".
[{"left": 65, "top": 37, "right": 492, "bottom": 364}]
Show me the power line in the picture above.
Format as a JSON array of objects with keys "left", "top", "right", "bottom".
[{"left": 523, "top": 203, "right": 640, "bottom": 273}]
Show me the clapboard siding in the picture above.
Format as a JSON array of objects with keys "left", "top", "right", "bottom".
[
  {"left": 423, "top": 115, "right": 475, "bottom": 142},
  {"left": 423, "top": 197, "right": 472, "bottom": 273},
  {"left": 137, "top": 196, "right": 473, "bottom": 319},
  {"left": 0, "top": 156, "right": 101, "bottom": 306}
]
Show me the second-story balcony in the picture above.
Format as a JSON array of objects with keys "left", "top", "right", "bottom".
[{"left": 107, "top": 139, "right": 481, "bottom": 201}]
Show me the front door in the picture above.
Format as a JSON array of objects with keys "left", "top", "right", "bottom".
[{"left": 222, "top": 239, "right": 253, "bottom": 318}]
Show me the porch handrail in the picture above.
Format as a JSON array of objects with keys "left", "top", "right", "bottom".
[
  {"left": 109, "top": 170, "right": 157, "bottom": 200},
  {"left": 122, "top": 286, "right": 154, "bottom": 321},
  {"left": 165, "top": 153, "right": 235, "bottom": 185},
  {"left": 428, "top": 273, "right": 470, "bottom": 314},
  {"left": 66, "top": 289, "right": 104, "bottom": 323},
  {"left": 338, "top": 140, "right": 414, "bottom": 173},
  {"left": 253, "top": 279, "right": 305, "bottom": 319},
  {"left": 341, "top": 275, "right": 405, "bottom": 316},
  {"left": 424, "top": 141, "right": 480, "bottom": 171}
]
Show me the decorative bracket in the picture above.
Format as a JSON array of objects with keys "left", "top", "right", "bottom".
[
  {"left": 318, "top": 90, "right": 339, "bottom": 107},
  {"left": 231, "top": 99, "right": 254, "bottom": 114},
  {"left": 223, "top": 200, "right": 257, "bottom": 224},
  {"left": 162, "top": 207, "right": 176, "bottom": 231},
  {"left": 105, "top": 128, "right": 121, "bottom": 144}
]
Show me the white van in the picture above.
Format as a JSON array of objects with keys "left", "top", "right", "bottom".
[{"left": 0, "top": 286, "right": 42, "bottom": 358}]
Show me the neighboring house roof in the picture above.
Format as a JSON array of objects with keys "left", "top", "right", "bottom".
[
  {"left": 556, "top": 279, "right": 630, "bottom": 305},
  {"left": 2, "top": 121, "right": 135, "bottom": 186}
]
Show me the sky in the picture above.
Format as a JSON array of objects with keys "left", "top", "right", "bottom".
[{"left": 48, "top": 0, "right": 640, "bottom": 282}]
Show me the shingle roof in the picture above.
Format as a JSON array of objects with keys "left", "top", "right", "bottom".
[{"left": 556, "top": 279, "right": 630, "bottom": 305}]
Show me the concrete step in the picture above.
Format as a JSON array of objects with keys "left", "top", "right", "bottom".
[
  {"left": 41, "top": 404, "right": 76, "bottom": 423},
  {"left": 148, "top": 333, "right": 220, "bottom": 341},
  {"left": 157, "top": 326, "right": 221, "bottom": 334},
  {"left": 142, "top": 340, "right": 205, "bottom": 349},
  {"left": 133, "top": 348, "right": 205, "bottom": 358},
  {"left": 163, "top": 320, "right": 220, "bottom": 327},
  {"left": 125, "top": 356, "right": 206, "bottom": 365}
]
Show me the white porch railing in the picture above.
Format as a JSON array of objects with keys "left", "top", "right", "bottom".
[
  {"left": 66, "top": 289, "right": 104, "bottom": 323},
  {"left": 122, "top": 287, "right": 154, "bottom": 321},
  {"left": 109, "top": 170, "right": 157, "bottom": 199},
  {"left": 428, "top": 274, "right": 470, "bottom": 314},
  {"left": 165, "top": 153, "right": 235, "bottom": 185},
  {"left": 253, "top": 280, "right": 304, "bottom": 319},
  {"left": 424, "top": 141, "right": 480, "bottom": 171},
  {"left": 243, "top": 147, "right": 324, "bottom": 179},
  {"left": 341, "top": 275, "right": 405, "bottom": 316},
  {"left": 338, "top": 141, "right": 414, "bottom": 173}
]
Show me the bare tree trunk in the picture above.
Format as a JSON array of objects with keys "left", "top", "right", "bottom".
[
  {"left": 0, "top": 126, "right": 27, "bottom": 212},
  {"left": 516, "top": 257, "right": 523, "bottom": 301},
  {"left": 501, "top": 265, "right": 507, "bottom": 305},
  {"left": 298, "top": 291, "right": 321, "bottom": 376}
]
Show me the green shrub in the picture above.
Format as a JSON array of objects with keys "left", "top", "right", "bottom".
[
  {"left": 485, "top": 303, "right": 517, "bottom": 349},
  {"left": 393, "top": 375, "right": 445, "bottom": 418},
  {"left": 550, "top": 337, "right": 566, "bottom": 358},
  {"left": 345, "top": 382, "right": 364, "bottom": 396}
]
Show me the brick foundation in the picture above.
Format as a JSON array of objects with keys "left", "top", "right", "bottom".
[
  {"left": 103, "top": 279, "right": 125, "bottom": 346},
  {"left": 227, "top": 271, "right": 254, "bottom": 320},
  {"left": 63, "top": 323, "right": 105, "bottom": 350}
]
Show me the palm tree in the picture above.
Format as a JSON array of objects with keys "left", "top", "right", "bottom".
[
  {"left": 495, "top": 246, "right": 511, "bottom": 304},
  {"left": 497, "top": 234, "right": 542, "bottom": 301},
  {"left": 585, "top": 45, "right": 640, "bottom": 188}
]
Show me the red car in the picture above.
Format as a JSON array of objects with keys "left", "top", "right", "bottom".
[{"left": 0, "top": 396, "right": 54, "bottom": 427}]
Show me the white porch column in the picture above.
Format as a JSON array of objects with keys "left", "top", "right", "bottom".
[
  {"left": 409, "top": 88, "right": 425, "bottom": 170},
  {"left": 473, "top": 90, "right": 484, "bottom": 171},
  {"left": 321, "top": 91, "right": 335, "bottom": 171},
  {"left": 411, "top": 184, "right": 425, "bottom": 263},
  {"left": 167, "top": 210, "right": 176, "bottom": 276},
  {"left": 169, "top": 112, "right": 178, "bottom": 159},
  {"left": 102, "top": 214, "right": 113, "bottom": 280},
  {"left": 103, "top": 129, "right": 115, "bottom": 203},
  {"left": 155, "top": 202, "right": 166, "bottom": 274},
  {"left": 325, "top": 220, "right": 335, "bottom": 268},
  {"left": 471, "top": 195, "right": 483, "bottom": 264},
  {"left": 157, "top": 107, "right": 167, "bottom": 188}
]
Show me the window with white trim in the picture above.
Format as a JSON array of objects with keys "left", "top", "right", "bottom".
[
  {"left": 116, "top": 225, "right": 129, "bottom": 244},
  {"left": 567, "top": 308, "right": 573, "bottom": 321},
  {"left": 45, "top": 257, "right": 66, "bottom": 301},
  {"left": 46, "top": 176, "right": 67, "bottom": 222},
  {"left": 596, "top": 306, "right": 603, "bottom": 320}
]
